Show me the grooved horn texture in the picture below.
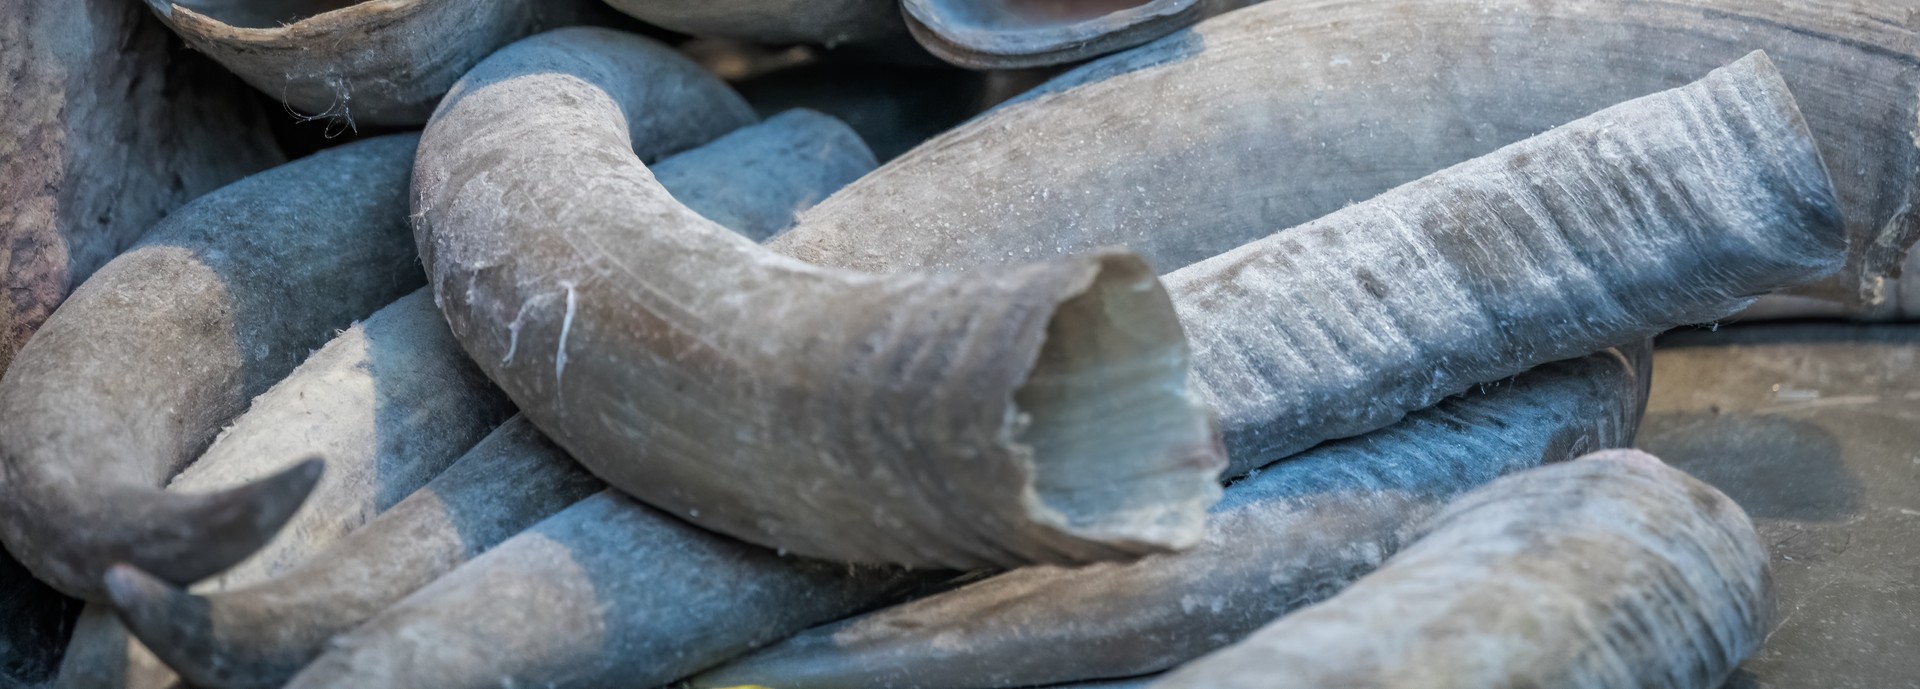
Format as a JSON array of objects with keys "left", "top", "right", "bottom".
[
  {"left": 0, "top": 135, "right": 422, "bottom": 602},
  {"left": 776, "top": 0, "right": 1916, "bottom": 317},
  {"left": 1151, "top": 449, "right": 1772, "bottom": 689},
  {"left": 787, "top": 51, "right": 1844, "bottom": 480},
  {"left": 412, "top": 27, "right": 1224, "bottom": 570},
  {"left": 688, "top": 343, "right": 1652, "bottom": 689}
]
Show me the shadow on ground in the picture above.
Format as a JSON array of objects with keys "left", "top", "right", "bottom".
[{"left": 1642, "top": 323, "right": 1920, "bottom": 689}]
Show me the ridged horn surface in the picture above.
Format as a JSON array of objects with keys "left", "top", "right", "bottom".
[
  {"left": 779, "top": 0, "right": 1915, "bottom": 318},
  {"left": 293, "top": 50, "right": 1839, "bottom": 689},
  {"left": 412, "top": 27, "right": 1225, "bottom": 570},
  {"left": 787, "top": 51, "right": 1843, "bottom": 478}
]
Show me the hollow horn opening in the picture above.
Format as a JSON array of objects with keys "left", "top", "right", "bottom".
[{"left": 1014, "top": 253, "right": 1221, "bottom": 549}]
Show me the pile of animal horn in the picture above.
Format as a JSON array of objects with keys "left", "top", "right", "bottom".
[{"left": 1, "top": 1, "right": 1908, "bottom": 688}]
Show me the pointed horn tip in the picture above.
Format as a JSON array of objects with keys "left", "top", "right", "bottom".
[
  {"left": 256, "top": 456, "right": 327, "bottom": 508},
  {"left": 134, "top": 456, "right": 325, "bottom": 588},
  {"left": 287, "top": 456, "right": 326, "bottom": 489},
  {"left": 225, "top": 455, "right": 326, "bottom": 523},
  {"left": 247, "top": 455, "right": 327, "bottom": 530}
]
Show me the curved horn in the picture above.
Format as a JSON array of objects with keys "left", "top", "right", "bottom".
[
  {"left": 0, "top": 135, "right": 423, "bottom": 601},
  {"left": 902, "top": 0, "right": 1204, "bottom": 69},
  {"left": 140, "top": 0, "right": 621, "bottom": 127},
  {"left": 104, "top": 419, "right": 603, "bottom": 689},
  {"left": 54, "top": 286, "right": 520, "bottom": 689},
  {"left": 1, "top": 0, "right": 279, "bottom": 377},
  {"left": 777, "top": 0, "right": 1915, "bottom": 318},
  {"left": 1151, "top": 449, "right": 1771, "bottom": 689},
  {"left": 413, "top": 26, "right": 1224, "bottom": 569},
  {"left": 104, "top": 109, "right": 880, "bottom": 689},
  {"left": 689, "top": 343, "right": 1649, "bottom": 688}
]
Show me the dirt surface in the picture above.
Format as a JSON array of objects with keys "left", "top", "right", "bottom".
[{"left": 1642, "top": 323, "right": 1920, "bottom": 689}]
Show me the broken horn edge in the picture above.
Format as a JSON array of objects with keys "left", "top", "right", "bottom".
[
  {"left": 1002, "top": 249, "right": 1227, "bottom": 563},
  {"left": 155, "top": 0, "right": 430, "bottom": 42},
  {"left": 1720, "top": 51, "right": 1847, "bottom": 270}
]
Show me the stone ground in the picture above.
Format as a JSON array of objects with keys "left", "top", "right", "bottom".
[{"left": 1642, "top": 323, "right": 1920, "bottom": 689}]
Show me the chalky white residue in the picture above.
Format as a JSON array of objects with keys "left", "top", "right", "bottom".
[
  {"left": 556, "top": 282, "right": 577, "bottom": 383},
  {"left": 502, "top": 302, "right": 528, "bottom": 365}
]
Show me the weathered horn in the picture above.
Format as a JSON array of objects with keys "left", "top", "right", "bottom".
[
  {"left": 901, "top": 0, "right": 1208, "bottom": 69},
  {"left": 100, "top": 109, "right": 880, "bottom": 689},
  {"left": 281, "top": 52, "right": 1831, "bottom": 689},
  {"left": 0, "top": 136, "right": 421, "bottom": 602},
  {"left": 600, "top": 0, "right": 902, "bottom": 48},
  {"left": 1151, "top": 449, "right": 1772, "bottom": 689},
  {"left": 688, "top": 343, "right": 1649, "bottom": 688},
  {"left": 413, "top": 26, "right": 1225, "bottom": 569},
  {"left": 0, "top": 0, "right": 281, "bottom": 378},
  {"left": 792, "top": 50, "right": 1842, "bottom": 478},
  {"left": 776, "top": 0, "right": 1917, "bottom": 319},
  {"left": 282, "top": 490, "right": 939, "bottom": 689},
  {"left": 140, "top": 0, "right": 621, "bottom": 127},
  {"left": 101, "top": 417, "right": 599, "bottom": 689},
  {"left": 54, "top": 288, "right": 515, "bottom": 689}
]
